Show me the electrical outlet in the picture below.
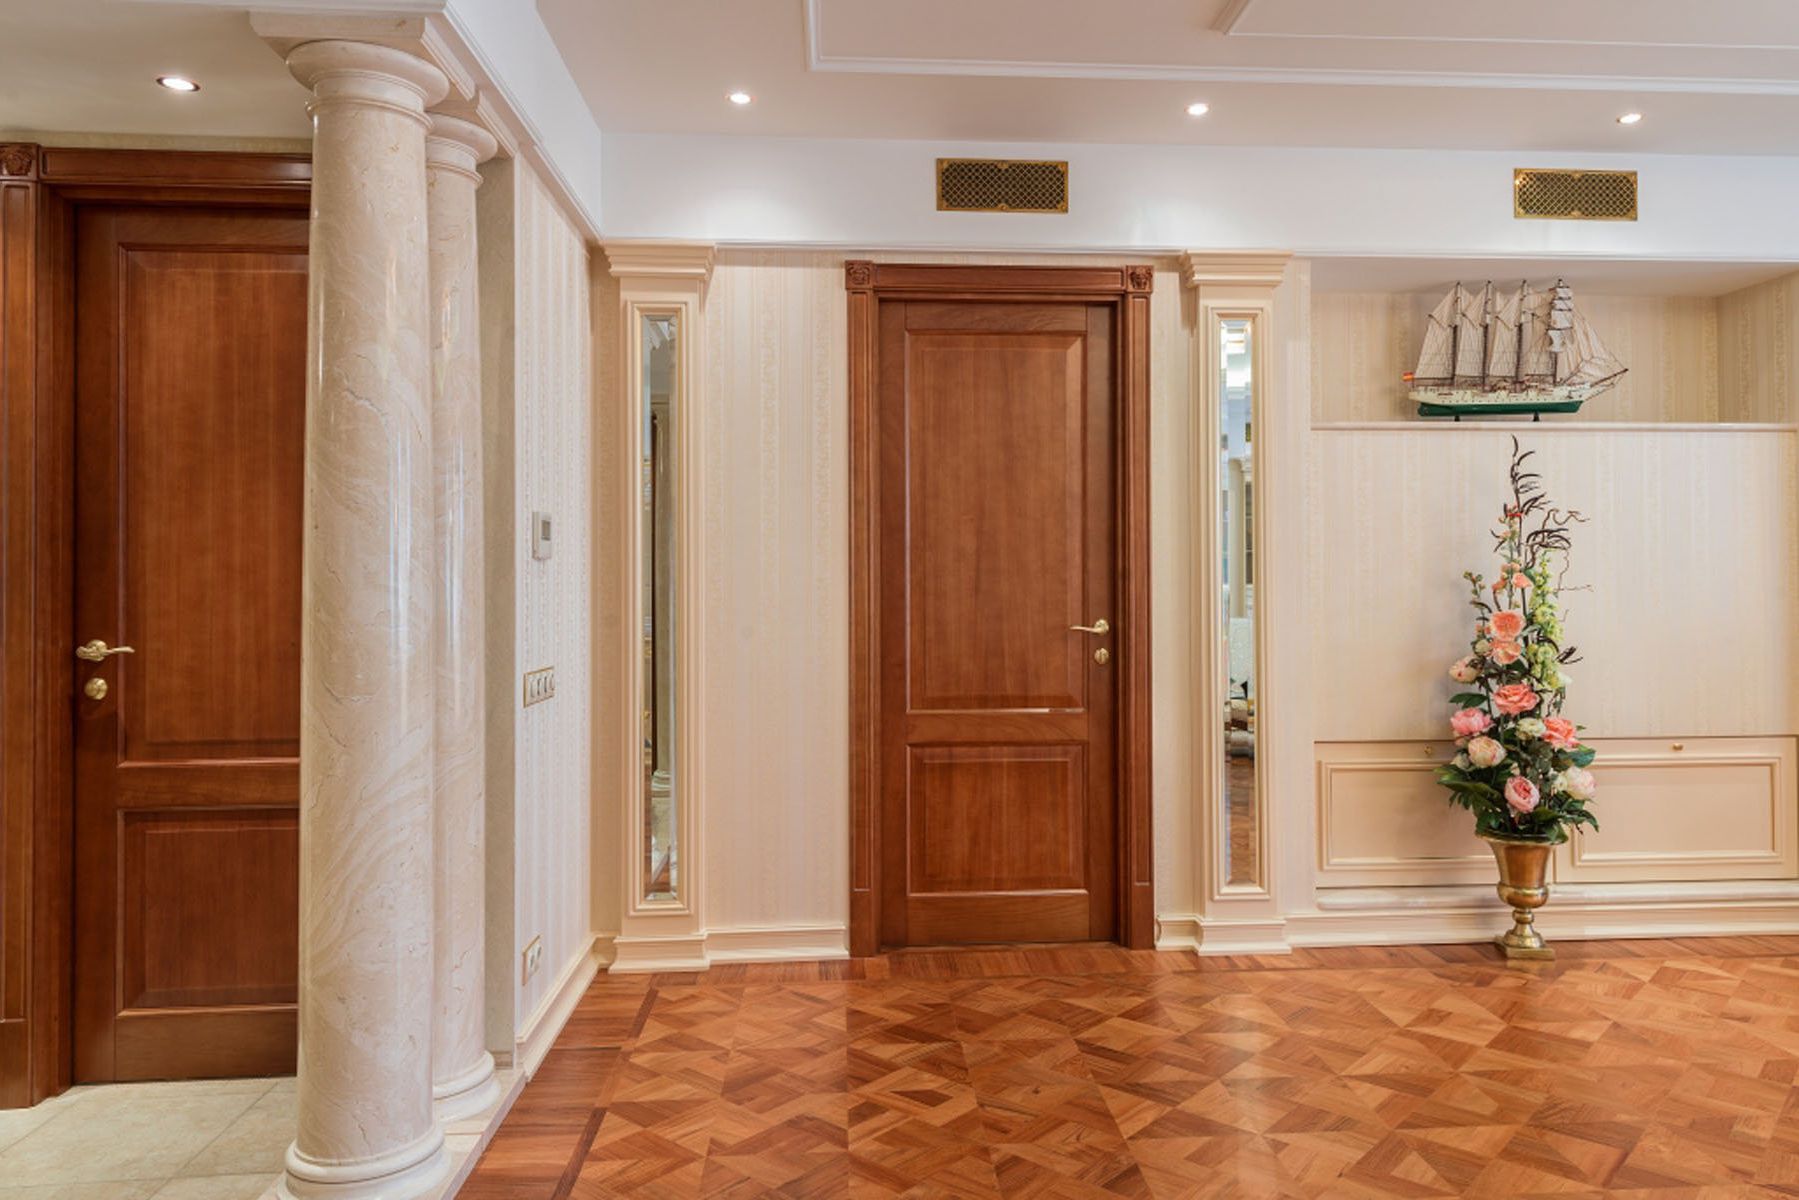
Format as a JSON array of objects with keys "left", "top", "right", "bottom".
[
  {"left": 523, "top": 666, "right": 555, "bottom": 707},
  {"left": 522, "top": 935, "right": 543, "bottom": 984}
]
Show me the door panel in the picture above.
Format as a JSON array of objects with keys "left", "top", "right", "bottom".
[
  {"left": 879, "top": 299, "right": 1118, "bottom": 948},
  {"left": 73, "top": 206, "right": 306, "bottom": 1082}
]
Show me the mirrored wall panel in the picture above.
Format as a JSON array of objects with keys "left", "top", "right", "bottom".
[
  {"left": 1219, "top": 317, "right": 1258, "bottom": 887},
  {"left": 642, "top": 313, "right": 679, "bottom": 902}
]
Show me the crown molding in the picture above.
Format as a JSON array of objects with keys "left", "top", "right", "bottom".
[
  {"left": 800, "top": 0, "right": 1799, "bottom": 97},
  {"left": 1181, "top": 250, "right": 1293, "bottom": 289},
  {"left": 602, "top": 241, "right": 717, "bottom": 282}
]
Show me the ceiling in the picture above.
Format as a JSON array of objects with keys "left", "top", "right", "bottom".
[
  {"left": 539, "top": 0, "right": 1799, "bottom": 154},
  {"left": 0, "top": 0, "right": 310, "bottom": 141},
  {"left": 3, "top": 0, "right": 1796, "bottom": 156}
]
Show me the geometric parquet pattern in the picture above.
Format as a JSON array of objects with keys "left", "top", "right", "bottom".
[{"left": 460, "top": 937, "right": 1799, "bottom": 1198}]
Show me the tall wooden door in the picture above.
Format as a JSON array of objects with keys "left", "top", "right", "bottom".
[
  {"left": 877, "top": 298, "right": 1119, "bottom": 948},
  {"left": 71, "top": 205, "right": 307, "bottom": 1081}
]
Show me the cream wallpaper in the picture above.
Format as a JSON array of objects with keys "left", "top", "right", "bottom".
[
  {"left": 1719, "top": 269, "right": 1799, "bottom": 424},
  {"left": 672, "top": 251, "right": 1200, "bottom": 937},
  {"left": 1309, "top": 426, "right": 1799, "bottom": 742},
  {"left": 1311, "top": 290, "right": 1725, "bottom": 424},
  {"left": 479, "top": 159, "right": 594, "bottom": 1042}
]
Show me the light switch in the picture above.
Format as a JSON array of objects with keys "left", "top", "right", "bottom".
[
  {"left": 531, "top": 510, "right": 553, "bottom": 560},
  {"left": 523, "top": 666, "right": 555, "bottom": 707}
]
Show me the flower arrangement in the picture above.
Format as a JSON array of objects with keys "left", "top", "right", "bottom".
[{"left": 1437, "top": 439, "right": 1598, "bottom": 843}]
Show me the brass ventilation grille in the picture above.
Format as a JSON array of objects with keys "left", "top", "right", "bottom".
[
  {"left": 1514, "top": 168, "right": 1638, "bottom": 221},
  {"left": 937, "top": 158, "right": 1069, "bottom": 213}
]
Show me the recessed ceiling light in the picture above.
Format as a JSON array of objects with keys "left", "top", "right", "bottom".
[
  {"left": 1617, "top": 111, "right": 1643, "bottom": 125},
  {"left": 156, "top": 75, "right": 200, "bottom": 93},
  {"left": 1185, "top": 101, "right": 1210, "bottom": 117},
  {"left": 728, "top": 90, "right": 753, "bottom": 106}
]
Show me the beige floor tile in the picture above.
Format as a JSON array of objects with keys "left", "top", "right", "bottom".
[
  {"left": 0, "top": 1089, "right": 261, "bottom": 1186},
  {"left": 0, "top": 1182, "right": 162, "bottom": 1200},
  {"left": 0, "top": 1095, "right": 68, "bottom": 1156},
  {"left": 177, "top": 1093, "right": 294, "bottom": 1178},
  {"left": 147, "top": 1176, "right": 276, "bottom": 1200}
]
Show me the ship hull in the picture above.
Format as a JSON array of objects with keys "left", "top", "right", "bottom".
[{"left": 1411, "top": 382, "right": 1599, "bottom": 419}]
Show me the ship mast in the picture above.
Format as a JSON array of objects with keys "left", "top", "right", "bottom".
[
  {"left": 1447, "top": 282, "right": 1463, "bottom": 386},
  {"left": 1514, "top": 279, "right": 1526, "bottom": 385},
  {"left": 1479, "top": 281, "right": 1492, "bottom": 388}
]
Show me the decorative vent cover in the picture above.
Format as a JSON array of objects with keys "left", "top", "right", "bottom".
[
  {"left": 1514, "top": 167, "right": 1638, "bottom": 221},
  {"left": 937, "top": 158, "right": 1069, "bottom": 213}
]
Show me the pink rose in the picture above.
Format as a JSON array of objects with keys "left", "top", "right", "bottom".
[
  {"left": 1542, "top": 717, "right": 1579, "bottom": 750},
  {"left": 1505, "top": 776, "right": 1540, "bottom": 814},
  {"left": 1449, "top": 657, "right": 1479, "bottom": 683},
  {"left": 1492, "top": 683, "right": 1539, "bottom": 716},
  {"left": 1450, "top": 707, "right": 1493, "bottom": 738},
  {"left": 1489, "top": 610, "right": 1526, "bottom": 640},
  {"left": 1467, "top": 736, "right": 1507, "bottom": 768},
  {"left": 1511, "top": 573, "right": 1531, "bottom": 590},
  {"left": 1488, "top": 639, "right": 1523, "bottom": 665}
]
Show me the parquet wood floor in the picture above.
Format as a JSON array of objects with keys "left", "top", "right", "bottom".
[{"left": 461, "top": 937, "right": 1799, "bottom": 1198}]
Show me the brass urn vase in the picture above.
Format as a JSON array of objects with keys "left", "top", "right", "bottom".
[{"left": 1479, "top": 829, "right": 1566, "bottom": 961}]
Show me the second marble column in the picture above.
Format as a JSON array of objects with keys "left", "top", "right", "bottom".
[{"left": 424, "top": 112, "right": 501, "bottom": 1123}]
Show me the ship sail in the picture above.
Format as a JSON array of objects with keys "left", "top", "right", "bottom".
[
  {"left": 1485, "top": 284, "right": 1521, "bottom": 380},
  {"left": 1453, "top": 284, "right": 1487, "bottom": 382},
  {"left": 1519, "top": 286, "right": 1556, "bottom": 382},
  {"left": 1412, "top": 288, "right": 1458, "bottom": 385}
]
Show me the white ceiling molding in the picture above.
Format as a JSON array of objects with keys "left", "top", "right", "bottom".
[{"left": 800, "top": 0, "right": 1799, "bottom": 95}]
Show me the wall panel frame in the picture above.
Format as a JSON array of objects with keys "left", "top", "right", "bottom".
[
  {"left": 0, "top": 144, "right": 309, "bottom": 1108},
  {"left": 844, "top": 260, "right": 1156, "bottom": 955}
]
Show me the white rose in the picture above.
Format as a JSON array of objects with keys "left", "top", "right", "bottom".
[
  {"left": 1449, "top": 657, "right": 1479, "bottom": 684},
  {"left": 1557, "top": 767, "right": 1596, "bottom": 800},
  {"left": 1515, "top": 718, "right": 1546, "bottom": 739},
  {"left": 1466, "top": 736, "right": 1507, "bottom": 769},
  {"left": 1453, "top": 752, "right": 1471, "bottom": 770}
]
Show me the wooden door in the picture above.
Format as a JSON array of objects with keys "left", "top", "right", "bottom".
[
  {"left": 877, "top": 298, "right": 1119, "bottom": 947},
  {"left": 71, "top": 206, "right": 307, "bottom": 1081}
]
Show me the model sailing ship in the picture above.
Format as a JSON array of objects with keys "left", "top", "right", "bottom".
[{"left": 1407, "top": 280, "right": 1627, "bottom": 419}]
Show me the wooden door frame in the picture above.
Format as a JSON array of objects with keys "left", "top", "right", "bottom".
[
  {"left": 844, "top": 260, "right": 1156, "bottom": 956},
  {"left": 0, "top": 144, "right": 309, "bottom": 1108}
]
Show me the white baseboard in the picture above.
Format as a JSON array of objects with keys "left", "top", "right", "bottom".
[
  {"left": 1156, "top": 885, "right": 1799, "bottom": 957},
  {"left": 1292, "top": 881, "right": 1799, "bottom": 948},
  {"left": 513, "top": 933, "right": 608, "bottom": 1077},
  {"left": 608, "top": 924, "right": 850, "bottom": 972},
  {"left": 705, "top": 924, "right": 848, "bottom": 963}
]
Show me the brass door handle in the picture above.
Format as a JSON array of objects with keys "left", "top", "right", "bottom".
[
  {"left": 75, "top": 639, "right": 135, "bottom": 662},
  {"left": 1070, "top": 618, "right": 1110, "bottom": 636}
]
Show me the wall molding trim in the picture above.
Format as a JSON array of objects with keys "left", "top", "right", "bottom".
[{"left": 513, "top": 934, "right": 607, "bottom": 1077}]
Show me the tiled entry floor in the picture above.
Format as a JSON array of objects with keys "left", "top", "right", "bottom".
[{"left": 0, "top": 1077, "right": 291, "bottom": 1200}]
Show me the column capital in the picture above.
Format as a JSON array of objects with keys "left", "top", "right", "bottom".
[
  {"left": 1179, "top": 251, "right": 1292, "bottom": 290},
  {"left": 603, "top": 241, "right": 716, "bottom": 285},
  {"left": 425, "top": 114, "right": 499, "bottom": 184},
  {"left": 285, "top": 41, "right": 450, "bottom": 126}
]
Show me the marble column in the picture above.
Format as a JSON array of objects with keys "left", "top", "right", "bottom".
[
  {"left": 282, "top": 40, "right": 450, "bottom": 1200},
  {"left": 423, "top": 113, "right": 501, "bottom": 1123}
]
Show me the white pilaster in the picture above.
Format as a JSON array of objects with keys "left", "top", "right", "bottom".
[{"left": 602, "top": 242, "right": 715, "bottom": 973}]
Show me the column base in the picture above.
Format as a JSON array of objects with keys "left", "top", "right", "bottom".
[
  {"left": 432, "top": 1053, "right": 502, "bottom": 1124},
  {"left": 279, "top": 1126, "right": 449, "bottom": 1200}
]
